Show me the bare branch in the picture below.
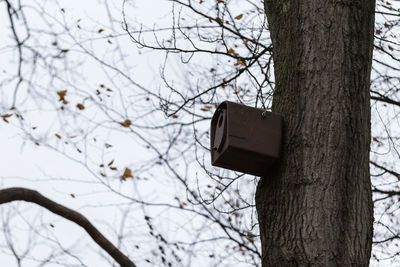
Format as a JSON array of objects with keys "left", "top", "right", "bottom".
[{"left": 0, "top": 187, "right": 136, "bottom": 267}]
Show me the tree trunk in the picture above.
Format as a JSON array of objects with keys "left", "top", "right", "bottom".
[{"left": 256, "top": 1, "right": 375, "bottom": 266}]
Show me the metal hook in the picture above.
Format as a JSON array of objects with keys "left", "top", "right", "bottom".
[{"left": 261, "top": 110, "right": 268, "bottom": 119}]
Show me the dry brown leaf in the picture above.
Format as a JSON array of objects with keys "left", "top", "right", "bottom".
[
  {"left": 122, "top": 168, "right": 133, "bottom": 179},
  {"left": 57, "top": 90, "right": 68, "bottom": 104},
  {"left": 1, "top": 114, "right": 13, "bottom": 123},
  {"left": 227, "top": 48, "right": 235, "bottom": 55},
  {"left": 236, "top": 59, "right": 246, "bottom": 66},
  {"left": 76, "top": 103, "right": 85, "bottom": 110},
  {"left": 120, "top": 119, "right": 131, "bottom": 127},
  {"left": 234, "top": 14, "right": 243, "bottom": 20}
]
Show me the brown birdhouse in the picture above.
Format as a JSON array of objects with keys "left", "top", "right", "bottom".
[{"left": 210, "top": 101, "right": 283, "bottom": 176}]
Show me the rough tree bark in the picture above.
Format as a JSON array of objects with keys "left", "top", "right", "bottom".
[{"left": 256, "top": 1, "right": 375, "bottom": 266}]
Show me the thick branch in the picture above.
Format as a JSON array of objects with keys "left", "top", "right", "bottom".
[
  {"left": 373, "top": 188, "right": 400, "bottom": 197},
  {"left": 0, "top": 187, "right": 135, "bottom": 267},
  {"left": 371, "top": 91, "right": 400, "bottom": 108},
  {"left": 370, "top": 161, "right": 400, "bottom": 179}
]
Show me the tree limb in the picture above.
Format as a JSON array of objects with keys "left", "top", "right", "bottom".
[
  {"left": 371, "top": 91, "right": 400, "bottom": 108},
  {"left": 370, "top": 161, "right": 400, "bottom": 179},
  {"left": 0, "top": 187, "right": 136, "bottom": 267}
]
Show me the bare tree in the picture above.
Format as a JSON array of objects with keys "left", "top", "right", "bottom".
[{"left": 1, "top": 0, "right": 400, "bottom": 266}]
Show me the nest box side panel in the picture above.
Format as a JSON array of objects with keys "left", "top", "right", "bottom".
[{"left": 226, "top": 102, "right": 282, "bottom": 159}]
